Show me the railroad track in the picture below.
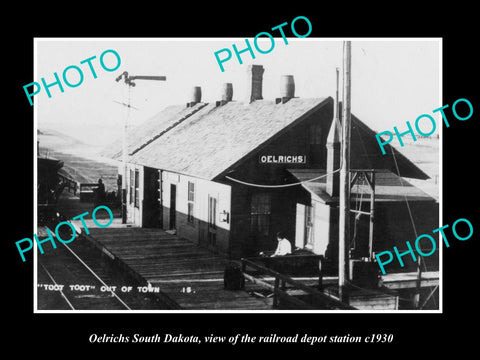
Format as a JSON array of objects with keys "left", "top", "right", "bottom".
[{"left": 37, "top": 230, "right": 170, "bottom": 310}]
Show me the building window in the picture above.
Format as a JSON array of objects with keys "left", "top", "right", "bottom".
[
  {"left": 129, "top": 169, "right": 134, "bottom": 204},
  {"left": 187, "top": 181, "right": 195, "bottom": 223},
  {"left": 250, "top": 193, "right": 271, "bottom": 236},
  {"left": 308, "top": 123, "right": 323, "bottom": 145},
  {"left": 134, "top": 169, "right": 140, "bottom": 208},
  {"left": 308, "top": 122, "right": 325, "bottom": 166}
]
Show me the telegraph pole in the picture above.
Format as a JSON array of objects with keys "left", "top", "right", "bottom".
[
  {"left": 339, "top": 41, "right": 352, "bottom": 303},
  {"left": 115, "top": 71, "right": 166, "bottom": 223}
]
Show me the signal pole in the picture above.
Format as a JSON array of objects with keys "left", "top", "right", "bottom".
[{"left": 115, "top": 71, "right": 166, "bottom": 224}]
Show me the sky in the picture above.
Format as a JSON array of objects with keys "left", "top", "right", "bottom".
[{"left": 35, "top": 38, "right": 441, "bottom": 148}]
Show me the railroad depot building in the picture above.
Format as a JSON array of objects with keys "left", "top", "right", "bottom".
[{"left": 103, "top": 65, "right": 438, "bottom": 270}]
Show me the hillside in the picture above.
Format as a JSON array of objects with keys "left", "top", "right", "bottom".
[{"left": 38, "top": 128, "right": 119, "bottom": 193}]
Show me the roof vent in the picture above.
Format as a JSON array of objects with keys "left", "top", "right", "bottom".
[
  {"left": 187, "top": 86, "right": 201, "bottom": 107},
  {"left": 222, "top": 83, "right": 233, "bottom": 102},
  {"left": 277, "top": 75, "right": 295, "bottom": 104},
  {"left": 216, "top": 83, "right": 233, "bottom": 107}
]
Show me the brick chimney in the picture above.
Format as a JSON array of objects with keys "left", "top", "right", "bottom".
[
  {"left": 246, "top": 65, "right": 264, "bottom": 103},
  {"left": 326, "top": 102, "right": 342, "bottom": 197}
]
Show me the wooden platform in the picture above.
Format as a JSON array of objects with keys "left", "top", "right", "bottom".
[
  {"left": 85, "top": 227, "right": 272, "bottom": 310},
  {"left": 53, "top": 174, "right": 272, "bottom": 310},
  {"left": 382, "top": 271, "right": 439, "bottom": 290},
  {"left": 318, "top": 272, "right": 439, "bottom": 290},
  {"left": 55, "top": 193, "right": 438, "bottom": 311},
  {"left": 320, "top": 286, "right": 399, "bottom": 310}
]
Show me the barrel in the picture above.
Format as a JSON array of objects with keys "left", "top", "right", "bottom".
[
  {"left": 221, "top": 83, "right": 233, "bottom": 101},
  {"left": 280, "top": 75, "right": 295, "bottom": 98},
  {"left": 224, "top": 261, "right": 245, "bottom": 290}
]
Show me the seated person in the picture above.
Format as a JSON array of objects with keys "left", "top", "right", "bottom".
[{"left": 271, "top": 231, "right": 292, "bottom": 257}]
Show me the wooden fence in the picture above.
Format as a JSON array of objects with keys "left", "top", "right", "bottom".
[
  {"left": 79, "top": 183, "right": 99, "bottom": 202},
  {"left": 241, "top": 257, "right": 355, "bottom": 310}
]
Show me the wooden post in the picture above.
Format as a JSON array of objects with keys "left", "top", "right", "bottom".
[
  {"left": 318, "top": 257, "right": 323, "bottom": 290},
  {"left": 339, "top": 41, "right": 352, "bottom": 304},
  {"left": 273, "top": 276, "right": 280, "bottom": 308},
  {"left": 335, "top": 67, "right": 340, "bottom": 122},
  {"left": 413, "top": 256, "right": 423, "bottom": 308},
  {"left": 121, "top": 85, "right": 130, "bottom": 224},
  {"left": 369, "top": 170, "right": 375, "bottom": 259}
]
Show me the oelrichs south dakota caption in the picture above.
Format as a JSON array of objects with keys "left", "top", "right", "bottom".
[{"left": 89, "top": 334, "right": 201, "bottom": 344}]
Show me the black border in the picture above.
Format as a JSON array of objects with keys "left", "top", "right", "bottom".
[{"left": 6, "top": 5, "right": 478, "bottom": 353}]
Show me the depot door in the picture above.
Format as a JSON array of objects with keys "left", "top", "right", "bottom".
[
  {"left": 142, "top": 167, "right": 160, "bottom": 228},
  {"left": 207, "top": 195, "right": 217, "bottom": 248},
  {"left": 295, "top": 203, "right": 314, "bottom": 249}
]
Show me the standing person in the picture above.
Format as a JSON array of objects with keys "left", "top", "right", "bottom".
[
  {"left": 95, "top": 178, "right": 106, "bottom": 206},
  {"left": 271, "top": 231, "right": 292, "bottom": 257}
]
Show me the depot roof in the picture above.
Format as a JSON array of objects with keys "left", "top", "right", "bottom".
[
  {"left": 103, "top": 97, "right": 429, "bottom": 181},
  {"left": 130, "top": 98, "right": 331, "bottom": 180}
]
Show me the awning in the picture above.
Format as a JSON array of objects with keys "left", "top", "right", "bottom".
[{"left": 287, "top": 168, "right": 436, "bottom": 204}]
